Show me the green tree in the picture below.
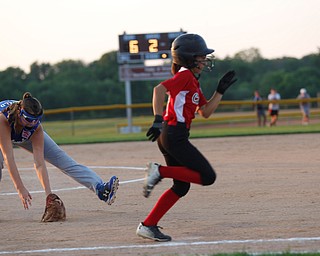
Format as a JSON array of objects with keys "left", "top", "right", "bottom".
[
  {"left": 0, "top": 67, "right": 27, "bottom": 100},
  {"left": 1, "top": 48, "right": 319, "bottom": 114}
]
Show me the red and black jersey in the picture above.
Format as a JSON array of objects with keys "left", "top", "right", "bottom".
[{"left": 161, "top": 68, "right": 207, "bottom": 128}]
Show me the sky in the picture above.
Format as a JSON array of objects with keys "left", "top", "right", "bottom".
[{"left": 1, "top": 0, "right": 320, "bottom": 73}]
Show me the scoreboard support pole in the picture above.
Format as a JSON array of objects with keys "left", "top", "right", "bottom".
[{"left": 125, "top": 79, "right": 133, "bottom": 133}]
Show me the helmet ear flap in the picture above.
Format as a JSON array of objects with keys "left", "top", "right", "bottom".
[{"left": 171, "top": 52, "right": 194, "bottom": 67}]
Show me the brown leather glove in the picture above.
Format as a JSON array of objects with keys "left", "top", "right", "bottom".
[{"left": 41, "top": 193, "right": 66, "bottom": 222}]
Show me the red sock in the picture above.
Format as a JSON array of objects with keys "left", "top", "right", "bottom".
[
  {"left": 159, "top": 166, "right": 202, "bottom": 184},
  {"left": 143, "top": 189, "right": 180, "bottom": 226}
]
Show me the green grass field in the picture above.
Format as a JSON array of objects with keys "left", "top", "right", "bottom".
[{"left": 42, "top": 116, "right": 320, "bottom": 145}]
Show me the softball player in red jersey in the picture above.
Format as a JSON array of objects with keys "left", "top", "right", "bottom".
[{"left": 136, "top": 33, "right": 237, "bottom": 242}]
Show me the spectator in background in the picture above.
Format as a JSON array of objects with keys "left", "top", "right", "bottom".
[
  {"left": 268, "top": 88, "right": 281, "bottom": 126},
  {"left": 253, "top": 90, "right": 266, "bottom": 127},
  {"left": 297, "top": 88, "right": 311, "bottom": 125}
]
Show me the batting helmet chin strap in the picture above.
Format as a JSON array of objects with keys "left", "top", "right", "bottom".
[{"left": 194, "top": 73, "right": 201, "bottom": 80}]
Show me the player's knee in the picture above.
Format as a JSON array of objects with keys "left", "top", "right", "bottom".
[
  {"left": 172, "top": 183, "right": 190, "bottom": 197},
  {"left": 202, "top": 170, "right": 217, "bottom": 186}
]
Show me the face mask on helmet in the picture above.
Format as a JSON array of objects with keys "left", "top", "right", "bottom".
[{"left": 194, "top": 54, "right": 215, "bottom": 72}]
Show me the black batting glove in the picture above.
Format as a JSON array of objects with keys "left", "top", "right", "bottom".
[
  {"left": 146, "top": 115, "right": 163, "bottom": 142},
  {"left": 216, "top": 70, "right": 237, "bottom": 95}
]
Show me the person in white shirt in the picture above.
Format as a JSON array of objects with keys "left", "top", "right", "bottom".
[
  {"left": 268, "top": 88, "right": 281, "bottom": 126},
  {"left": 297, "top": 88, "right": 311, "bottom": 125}
]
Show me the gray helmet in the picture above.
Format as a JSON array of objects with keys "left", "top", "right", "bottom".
[{"left": 171, "top": 34, "right": 214, "bottom": 68}]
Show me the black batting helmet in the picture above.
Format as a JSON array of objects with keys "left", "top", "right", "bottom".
[{"left": 171, "top": 34, "right": 214, "bottom": 68}]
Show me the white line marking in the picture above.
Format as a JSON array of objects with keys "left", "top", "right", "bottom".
[
  {"left": 0, "top": 166, "right": 144, "bottom": 196},
  {"left": 0, "top": 237, "right": 319, "bottom": 255},
  {"left": 4, "top": 166, "right": 145, "bottom": 171}
]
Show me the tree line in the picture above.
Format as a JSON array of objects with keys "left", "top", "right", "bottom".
[{"left": 0, "top": 47, "right": 319, "bottom": 116}]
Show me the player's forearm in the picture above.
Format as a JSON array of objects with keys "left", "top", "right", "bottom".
[
  {"left": 198, "top": 92, "right": 223, "bottom": 118},
  {"left": 0, "top": 137, "right": 26, "bottom": 193},
  {"left": 34, "top": 164, "right": 52, "bottom": 196},
  {"left": 6, "top": 160, "right": 26, "bottom": 193}
]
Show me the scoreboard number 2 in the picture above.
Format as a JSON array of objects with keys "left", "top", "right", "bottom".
[{"left": 148, "top": 39, "right": 158, "bottom": 53}]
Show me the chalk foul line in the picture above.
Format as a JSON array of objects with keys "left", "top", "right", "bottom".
[{"left": 0, "top": 237, "right": 320, "bottom": 255}]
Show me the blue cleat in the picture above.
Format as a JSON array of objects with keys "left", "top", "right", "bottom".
[{"left": 96, "top": 176, "right": 119, "bottom": 205}]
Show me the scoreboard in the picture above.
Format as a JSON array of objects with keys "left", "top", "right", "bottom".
[{"left": 118, "top": 31, "right": 186, "bottom": 64}]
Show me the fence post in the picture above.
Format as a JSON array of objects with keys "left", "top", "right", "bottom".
[{"left": 70, "top": 111, "right": 75, "bottom": 136}]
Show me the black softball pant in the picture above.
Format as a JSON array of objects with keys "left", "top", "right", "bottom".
[{"left": 157, "top": 122, "right": 216, "bottom": 197}]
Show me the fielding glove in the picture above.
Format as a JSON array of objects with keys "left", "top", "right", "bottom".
[
  {"left": 216, "top": 70, "right": 237, "bottom": 95},
  {"left": 41, "top": 193, "right": 66, "bottom": 222},
  {"left": 146, "top": 115, "right": 163, "bottom": 142}
]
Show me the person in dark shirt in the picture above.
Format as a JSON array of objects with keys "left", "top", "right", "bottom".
[{"left": 253, "top": 90, "right": 266, "bottom": 126}]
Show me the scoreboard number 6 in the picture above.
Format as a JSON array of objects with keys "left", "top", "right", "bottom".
[{"left": 129, "top": 40, "right": 139, "bottom": 54}]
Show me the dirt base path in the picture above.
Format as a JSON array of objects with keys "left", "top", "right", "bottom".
[{"left": 0, "top": 133, "right": 319, "bottom": 255}]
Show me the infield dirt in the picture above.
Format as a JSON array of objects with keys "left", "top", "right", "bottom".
[{"left": 0, "top": 133, "right": 319, "bottom": 255}]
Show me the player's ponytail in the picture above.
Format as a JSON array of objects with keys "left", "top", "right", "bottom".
[{"left": 21, "top": 92, "right": 43, "bottom": 117}]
